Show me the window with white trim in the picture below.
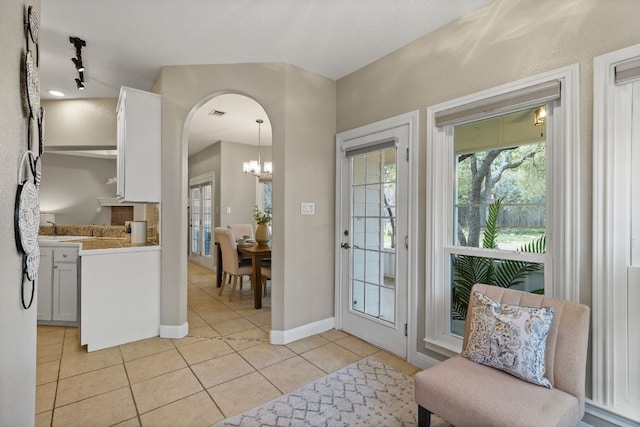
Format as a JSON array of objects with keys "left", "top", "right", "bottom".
[
  {"left": 449, "top": 109, "right": 547, "bottom": 336},
  {"left": 425, "top": 66, "right": 580, "bottom": 355}
]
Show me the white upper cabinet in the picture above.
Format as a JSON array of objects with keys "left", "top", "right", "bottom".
[{"left": 117, "top": 86, "right": 161, "bottom": 202}]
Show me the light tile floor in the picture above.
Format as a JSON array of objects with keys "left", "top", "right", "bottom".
[{"left": 36, "top": 261, "right": 420, "bottom": 427}]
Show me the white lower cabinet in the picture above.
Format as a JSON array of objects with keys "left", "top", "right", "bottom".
[
  {"left": 37, "top": 246, "right": 79, "bottom": 324},
  {"left": 80, "top": 248, "right": 160, "bottom": 352}
]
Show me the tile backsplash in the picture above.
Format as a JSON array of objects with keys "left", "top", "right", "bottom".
[
  {"left": 38, "top": 202, "right": 160, "bottom": 243},
  {"left": 111, "top": 206, "right": 134, "bottom": 225},
  {"left": 144, "top": 203, "right": 160, "bottom": 244}
]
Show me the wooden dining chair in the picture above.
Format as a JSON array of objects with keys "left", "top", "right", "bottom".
[{"left": 214, "top": 227, "right": 253, "bottom": 298}]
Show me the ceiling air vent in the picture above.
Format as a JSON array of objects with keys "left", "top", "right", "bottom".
[{"left": 208, "top": 109, "right": 226, "bottom": 117}]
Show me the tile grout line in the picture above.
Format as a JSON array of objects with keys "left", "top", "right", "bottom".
[
  {"left": 176, "top": 342, "right": 227, "bottom": 422},
  {"left": 118, "top": 341, "right": 145, "bottom": 425}
]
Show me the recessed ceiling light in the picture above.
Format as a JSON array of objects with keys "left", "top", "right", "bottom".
[{"left": 49, "top": 90, "right": 65, "bottom": 97}]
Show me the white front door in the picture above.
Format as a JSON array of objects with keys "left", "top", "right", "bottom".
[{"left": 336, "top": 123, "right": 410, "bottom": 358}]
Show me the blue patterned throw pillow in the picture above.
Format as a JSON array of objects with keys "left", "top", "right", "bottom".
[{"left": 462, "top": 290, "right": 555, "bottom": 388}]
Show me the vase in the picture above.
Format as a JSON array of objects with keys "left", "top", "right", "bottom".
[{"left": 255, "top": 223, "right": 271, "bottom": 245}]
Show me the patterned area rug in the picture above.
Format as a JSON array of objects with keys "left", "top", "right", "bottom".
[{"left": 214, "top": 357, "right": 450, "bottom": 427}]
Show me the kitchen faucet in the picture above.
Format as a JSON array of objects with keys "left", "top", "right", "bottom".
[{"left": 46, "top": 221, "right": 56, "bottom": 235}]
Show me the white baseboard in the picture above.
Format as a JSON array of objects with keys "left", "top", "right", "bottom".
[
  {"left": 412, "top": 352, "right": 441, "bottom": 371},
  {"left": 583, "top": 401, "right": 640, "bottom": 427},
  {"left": 270, "top": 317, "right": 335, "bottom": 345},
  {"left": 159, "top": 322, "right": 188, "bottom": 339}
]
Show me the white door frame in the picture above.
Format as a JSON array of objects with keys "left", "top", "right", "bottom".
[{"left": 335, "top": 110, "right": 419, "bottom": 363}]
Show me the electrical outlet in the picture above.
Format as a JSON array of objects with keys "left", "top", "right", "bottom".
[{"left": 226, "top": 207, "right": 232, "bottom": 214}]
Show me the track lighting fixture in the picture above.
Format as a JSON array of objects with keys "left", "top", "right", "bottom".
[
  {"left": 69, "top": 36, "right": 86, "bottom": 90},
  {"left": 71, "top": 57, "right": 84, "bottom": 72}
]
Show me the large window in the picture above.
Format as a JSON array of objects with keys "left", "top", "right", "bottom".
[
  {"left": 425, "top": 66, "right": 580, "bottom": 354},
  {"left": 449, "top": 109, "right": 547, "bottom": 335}
]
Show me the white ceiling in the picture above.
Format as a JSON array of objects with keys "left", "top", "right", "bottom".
[{"left": 39, "top": 0, "right": 489, "bottom": 155}]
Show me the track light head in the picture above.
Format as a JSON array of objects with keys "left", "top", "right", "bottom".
[
  {"left": 71, "top": 57, "right": 84, "bottom": 72},
  {"left": 75, "top": 78, "right": 85, "bottom": 90}
]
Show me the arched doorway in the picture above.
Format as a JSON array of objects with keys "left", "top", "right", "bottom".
[{"left": 184, "top": 91, "right": 273, "bottom": 303}]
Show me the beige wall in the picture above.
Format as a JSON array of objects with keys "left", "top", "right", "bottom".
[
  {"left": 42, "top": 98, "right": 117, "bottom": 149},
  {"left": 154, "top": 63, "right": 336, "bottom": 331},
  {"left": 39, "top": 153, "right": 116, "bottom": 224},
  {"left": 281, "top": 66, "right": 338, "bottom": 328},
  {"left": 0, "top": 0, "right": 39, "bottom": 424},
  {"left": 220, "top": 141, "right": 271, "bottom": 228},
  {"left": 336, "top": 0, "right": 640, "bottom": 385}
]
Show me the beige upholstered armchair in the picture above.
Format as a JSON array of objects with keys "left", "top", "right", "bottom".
[{"left": 415, "top": 284, "right": 590, "bottom": 427}]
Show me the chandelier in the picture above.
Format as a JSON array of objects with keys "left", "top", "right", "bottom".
[{"left": 243, "top": 119, "right": 272, "bottom": 178}]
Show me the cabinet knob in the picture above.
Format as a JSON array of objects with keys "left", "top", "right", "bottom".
[
  {"left": 62, "top": 254, "right": 67, "bottom": 258},
  {"left": 54, "top": 265, "right": 58, "bottom": 269}
]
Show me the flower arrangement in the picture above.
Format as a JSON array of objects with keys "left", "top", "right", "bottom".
[{"left": 254, "top": 206, "right": 272, "bottom": 225}]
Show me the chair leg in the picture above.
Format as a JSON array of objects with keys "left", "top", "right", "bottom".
[
  {"left": 218, "top": 273, "right": 226, "bottom": 296},
  {"left": 418, "top": 405, "right": 431, "bottom": 427},
  {"left": 231, "top": 276, "right": 238, "bottom": 298}
]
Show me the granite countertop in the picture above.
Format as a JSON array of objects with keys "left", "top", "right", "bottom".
[{"left": 68, "top": 238, "right": 158, "bottom": 250}]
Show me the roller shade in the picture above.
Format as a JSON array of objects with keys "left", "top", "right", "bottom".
[
  {"left": 615, "top": 58, "right": 640, "bottom": 85},
  {"left": 344, "top": 137, "right": 397, "bottom": 157},
  {"left": 435, "top": 81, "right": 561, "bottom": 127}
]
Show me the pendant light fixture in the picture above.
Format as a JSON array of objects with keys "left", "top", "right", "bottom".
[{"left": 243, "top": 119, "right": 272, "bottom": 178}]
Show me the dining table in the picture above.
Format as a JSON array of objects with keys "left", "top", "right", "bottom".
[{"left": 237, "top": 243, "right": 271, "bottom": 309}]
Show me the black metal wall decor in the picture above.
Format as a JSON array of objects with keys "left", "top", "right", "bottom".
[{"left": 16, "top": 5, "right": 44, "bottom": 310}]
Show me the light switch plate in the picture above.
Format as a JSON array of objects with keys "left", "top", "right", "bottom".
[{"left": 301, "top": 202, "right": 315, "bottom": 215}]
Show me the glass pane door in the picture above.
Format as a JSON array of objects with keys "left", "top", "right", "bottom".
[
  {"left": 202, "top": 183, "right": 212, "bottom": 256},
  {"left": 190, "top": 182, "right": 213, "bottom": 257},
  {"left": 351, "top": 148, "right": 397, "bottom": 324},
  {"left": 190, "top": 186, "right": 201, "bottom": 254}
]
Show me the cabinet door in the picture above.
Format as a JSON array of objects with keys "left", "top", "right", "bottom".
[
  {"left": 37, "top": 248, "right": 53, "bottom": 321},
  {"left": 116, "top": 98, "right": 126, "bottom": 199},
  {"left": 116, "top": 86, "right": 161, "bottom": 202},
  {"left": 52, "top": 262, "right": 77, "bottom": 322}
]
